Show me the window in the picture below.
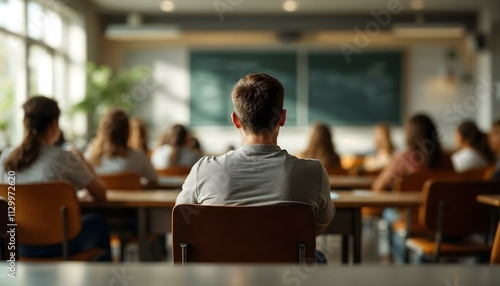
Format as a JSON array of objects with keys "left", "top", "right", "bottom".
[{"left": 0, "top": 0, "right": 86, "bottom": 147}]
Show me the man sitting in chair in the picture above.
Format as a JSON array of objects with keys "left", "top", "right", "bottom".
[{"left": 176, "top": 73, "right": 335, "bottom": 261}]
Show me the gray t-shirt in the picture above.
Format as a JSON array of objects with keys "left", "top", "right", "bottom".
[
  {"left": 0, "top": 145, "right": 94, "bottom": 189},
  {"left": 84, "top": 148, "right": 157, "bottom": 183},
  {"left": 176, "top": 144, "right": 335, "bottom": 227}
]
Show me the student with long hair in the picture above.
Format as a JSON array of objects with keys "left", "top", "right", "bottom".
[
  {"left": 489, "top": 120, "right": 500, "bottom": 179},
  {"left": 363, "top": 123, "right": 394, "bottom": 172},
  {"left": 128, "top": 117, "right": 150, "bottom": 155},
  {"left": 86, "top": 109, "right": 157, "bottom": 186},
  {"left": 151, "top": 124, "right": 202, "bottom": 169},
  {"left": 372, "top": 113, "right": 453, "bottom": 191},
  {"left": 0, "top": 96, "right": 111, "bottom": 261},
  {"left": 299, "top": 123, "right": 341, "bottom": 169},
  {"left": 452, "top": 120, "right": 495, "bottom": 173}
]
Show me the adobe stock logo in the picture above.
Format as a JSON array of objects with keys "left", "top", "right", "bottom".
[{"left": 340, "top": 0, "right": 404, "bottom": 63}]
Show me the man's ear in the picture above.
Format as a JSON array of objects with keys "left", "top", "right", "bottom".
[
  {"left": 278, "top": 109, "right": 287, "bottom": 127},
  {"left": 231, "top": 112, "right": 242, "bottom": 129}
]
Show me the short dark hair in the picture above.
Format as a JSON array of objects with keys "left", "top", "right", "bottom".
[{"left": 231, "top": 73, "right": 285, "bottom": 134}]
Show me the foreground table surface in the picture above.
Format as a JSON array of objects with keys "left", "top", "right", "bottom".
[
  {"left": 477, "top": 194, "right": 500, "bottom": 207},
  {"left": 1, "top": 263, "right": 499, "bottom": 286}
]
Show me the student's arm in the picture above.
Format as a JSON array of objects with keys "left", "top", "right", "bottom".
[
  {"left": 140, "top": 153, "right": 159, "bottom": 189},
  {"left": 315, "top": 165, "right": 335, "bottom": 236},
  {"left": 58, "top": 149, "right": 107, "bottom": 201},
  {"left": 372, "top": 153, "right": 405, "bottom": 192},
  {"left": 175, "top": 161, "right": 200, "bottom": 205},
  {"left": 84, "top": 176, "right": 107, "bottom": 202}
]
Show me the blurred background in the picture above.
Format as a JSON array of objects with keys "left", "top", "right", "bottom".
[{"left": 1, "top": 0, "right": 499, "bottom": 156}]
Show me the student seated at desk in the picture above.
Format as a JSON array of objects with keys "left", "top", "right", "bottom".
[
  {"left": 452, "top": 120, "right": 495, "bottom": 173},
  {"left": 298, "top": 123, "right": 342, "bottom": 170},
  {"left": 489, "top": 120, "right": 500, "bottom": 179},
  {"left": 362, "top": 123, "right": 394, "bottom": 173},
  {"left": 372, "top": 113, "right": 453, "bottom": 191},
  {"left": 150, "top": 124, "right": 202, "bottom": 169},
  {"left": 0, "top": 96, "right": 111, "bottom": 261},
  {"left": 86, "top": 109, "right": 157, "bottom": 187},
  {"left": 176, "top": 74, "right": 335, "bottom": 262}
]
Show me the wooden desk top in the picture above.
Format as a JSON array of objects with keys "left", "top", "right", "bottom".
[
  {"left": 2, "top": 262, "right": 499, "bottom": 286},
  {"left": 477, "top": 194, "right": 500, "bottom": 207},
  {"left": 80, "top": 190, "right": 421, "bottom": 209},
  {"left": 329, "top": 175, "right": 375, "bottom": 189},
  {"left": 332, "top": 191, "right": 421, "bottom": 208}
]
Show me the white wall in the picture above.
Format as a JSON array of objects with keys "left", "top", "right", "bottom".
[{"left": 124, "top": 45, "right": 475, "bottom": 156}]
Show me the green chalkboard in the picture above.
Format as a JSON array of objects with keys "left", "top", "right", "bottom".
[
  {"left": 308, "top": 51, "right": 403, "bottom": 125},
  {"left": 190, "top": 51, "right": 297, "bottom": 126}
]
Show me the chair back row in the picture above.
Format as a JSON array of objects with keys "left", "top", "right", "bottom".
[
  {"left": 420, "top": 179, "right": 500, "bottom": 237},
  {"left": 172, "top": 204, "right": 316, "bottom": 264}
]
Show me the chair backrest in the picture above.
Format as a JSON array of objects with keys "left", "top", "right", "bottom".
[
  {"left": 325, "top": 166, "right": 349, "bottom": 176},
  {"left": 484, "top": 165, "right": 498, "bottom": 180},
  {"left": 172, "top": 204, "right": 316, "bottom": 264},
  {"left": 394, "top": 169, "right": 456, "bottom": 192},
  {"left": 99, "top": 172, "right": 142, "bottom": 190},
  {"left": 156, "top": 166, "right": 192, "bottom": 177},
  {"left": 460, "top": 166, "right": 493, "bottom": 180},
  {"left": 0, "top": 183, "right": 82, "bottom": 246},
  {"left": 420, "top": 179, "right": 500, "bottom": 237},
  {"left": 492, "top": 222, "right": 500, "bottom": 264}
]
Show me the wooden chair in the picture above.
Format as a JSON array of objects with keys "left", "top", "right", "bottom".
[
  {"left": 491, "top": 222, "right": 500, "bottom": 264},
  {"left": 157, "top": 166, "right": 192, "bottom": 177},
  {"left": 405, "top": 179, "right": 500, "bottom": 262},
  {"left": 0, "top": 195, "right": 16, "bottom": 260},
  {"left": 484, "top": 165, "right": 498, "bottom": 180},
  {"left": 460, "top": 166, "right": 494, "bottom": 180},
  {"left": 99, "top": 172, "right": 142, "bottom": 190},
  {"left": 172, "top": 204, "right": 316, "bottom": 264},
  {"left": 325, "top": 166, "right": 349, "bottom": 176},
  {"left": 0, "top": 183, "right": 105, "bottom": 261}
]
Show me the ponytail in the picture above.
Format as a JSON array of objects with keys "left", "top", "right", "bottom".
[
  {"left": 3, "top": 96, "right": 60, "bottom": 172},
  {"left": 4, "top": 131, "right": 42, "bottom": 172}
]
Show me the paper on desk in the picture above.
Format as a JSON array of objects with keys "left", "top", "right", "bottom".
[
  {"left": 330, "top": 192, "right": 341, "bottom": 199},
  {"left": 352, "top": 190, "right": 375, "bottom": 196}
]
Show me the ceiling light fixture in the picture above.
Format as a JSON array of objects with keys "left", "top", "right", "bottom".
[
  {"left": 282, "top": 0, "right": 298, "bottom": 12},
  {"left": 160, "top": 1, "right": 175, "bottom": 12}
]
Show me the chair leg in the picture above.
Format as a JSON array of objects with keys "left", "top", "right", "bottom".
[
  {"left": 298, "top": 243, "right": 306, "bottom": 265},
  {"left": 180, "top": 243, "right": 188, "bottom": 265},
  {"left": 61, "top": 206, "right": 68, "bottom": 261}
]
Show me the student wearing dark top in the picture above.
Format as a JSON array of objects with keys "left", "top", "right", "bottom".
[
  {"left": 0, "top": 96, "right": 111, "bottom": 261},
  {"left": 489, "top": 120, "right": 500, "bottom": 179}
]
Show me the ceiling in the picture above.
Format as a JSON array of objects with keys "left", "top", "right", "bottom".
[{"left": 93, "top": 0, "right": 484, "bottom": 14}]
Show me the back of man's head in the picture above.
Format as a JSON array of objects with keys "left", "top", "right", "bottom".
[{"left": 231, "top": 73, "right": 285, "bottom": 134}]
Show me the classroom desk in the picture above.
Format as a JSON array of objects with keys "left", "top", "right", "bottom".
[
  {"left": 2, "top": 262, "right": 499, "bottom": 286},
  {"left": 80, "top": 190, "right": 422, "bottom": 263},
  {"left": 330, "top": 176, "right": 375, "bottom": 189},
  {"left": 328, "top": 191, "right": 421, "bottom": 264},
  {"left": 158, "top": 175, "right": 377, "bottom": 190}
]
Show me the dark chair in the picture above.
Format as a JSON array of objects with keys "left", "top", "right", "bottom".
[{"left": 172, "top": 204, "right": 316, "bottom": 264}]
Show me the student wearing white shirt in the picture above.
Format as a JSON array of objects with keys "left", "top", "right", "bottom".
[
  {"left": 85, "top": 109, "right": 158, "bottom": 186},
  {"left": 150, "top": 124, "right": 202, "bottom": 169},
  {"left": 0, "top": 96, "right": 111, "bottom": 261},
  {"left": 452, "top": 121, "right": 495, "bottom": 173}
]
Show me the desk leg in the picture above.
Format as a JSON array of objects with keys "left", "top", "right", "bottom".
[
  {"left": 404, "top": 208, "right": 411, "bottom": 264},
  {"left": 353, "top": 208, "right": 361, "bottom": 264},
  {"left": 341, "top": 235, "right": 349, "bottom": 264},
  {"left": 138, "top": 208, "right": 150, "bottom": 261}
]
